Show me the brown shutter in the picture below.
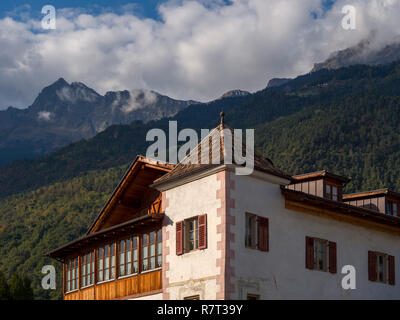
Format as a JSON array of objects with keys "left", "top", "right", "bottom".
[
  {"left": 176, "top": 221, "right": 184, "bottom": 255},
  {"left": 198, "top": 214, "right": 207, "bottom": 250},
  {"left": 257, "top": 217, "right": 269, "bottom": 252},
  {"left": 306, "top": 236, "right": 314, "bottom": 270},
  {"left": 388, "top": 255, "right": 395, "bottom": 285},
  {"left": 328, "top": 241, "right": 337, "bottom": 274},
  {"left": 368, "top": 251, "right": 377, "bottom": 281}
]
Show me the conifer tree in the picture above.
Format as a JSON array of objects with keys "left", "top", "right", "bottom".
[{"left": 0, "top": 271, "right": 10, "bottom": 300}]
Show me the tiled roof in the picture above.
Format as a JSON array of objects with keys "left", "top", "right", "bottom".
[
  {"left": 292, "top": 170, "right": 351, "bottom": 183},
  {"left": 343, "top": 188, "right": 400, "bottom": 200},
  {"left": 153, "top": 123, "right": 291, "bottom": 186}
]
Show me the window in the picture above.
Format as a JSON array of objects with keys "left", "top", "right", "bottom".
[
  {"left": 97, "top": 244, "right": 115, "bottom": 282},
  {"left": 386, "top": 200, "right": 398, "bottom": 216},
  {"left": 377, "top": 253, "right": 387, "bottom": 283},
  {"left": 325, "top": 184, "right": 338, "bottom": 201},
  {"left": 245, "top": 213, "right": 269, "bottom": 252},
  {"left": 176, "top": 215, "right": 207, "bottom": 255},
  {"left": 66, "top": 257, "right": 79, "bottom": 292},
  {"left": 186, "top": 217, "right": 199, "bottom": 252},
  {"left": 142, "top": 229, "right": 162, "bottom": 271},
  {"left": 368, "top": 251, "right": 395, "bottom": 285},
  {"left": 64, "top": 228, "right": 166, "bottom": 293},
  {"left": 184, "top": 295, "right": 200, "bottom": 300},
  {"left": 314, "top": 239, "right": 328, "bottom": 271},
  {"left": 245, "top": 213, "right": 257, "bottom": 249},
  {"left": 247, "top": 294, "right": 260, "bottom": 300},
  {"left": 306, "top": 237, "right": 336, "bottom": 273},
  {"left": 119, "top": 236, "right": 139, "bottom": 277},
  {"left": 81, "top": 252, "right": 94, "bottom": 288}
]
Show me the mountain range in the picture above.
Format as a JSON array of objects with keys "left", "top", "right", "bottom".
[{"left": 0, "top": 78, "right": 198, "bottom": 166}]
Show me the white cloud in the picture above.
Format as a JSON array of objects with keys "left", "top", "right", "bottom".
[
  {"left": 122, "top": 90, "right": 158, "bottom": 113},
  {"left": 1, "top": 0, "right": 400, "bottom": 109},
  {"left": 37, "top": 111, "right": 52, "bottom": 121}
]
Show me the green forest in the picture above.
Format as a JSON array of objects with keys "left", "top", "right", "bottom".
[
  {"left": 1, "top": 61, "right": 400, "bottom": 299},
  {"left": 0, "top": 165, "right": 128, "bottom": 299}
]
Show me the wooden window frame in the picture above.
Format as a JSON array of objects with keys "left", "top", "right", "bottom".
[
  {"left": 245, "top": 213, "right": 257, "bottom": 249},
  {"left": 369, "top": 251, "right": 395, "bottom": 285},
  {"left": 314, "top": 238, "right": 329, "bottom": 272},
  {"left": 324, "top": 182, "right": 340, "bottom": 201},
  {"left": 97, "top": 243, "right": 116, "bottom": 283},
  {"left": 184, "top": 216, "right": 199, "bottom": 253},
  {"left": 375, "top": 252, "right": 387, "bottom": 283},
  {"left": 245, "top": 213, "right": 269, "bottom": 252},
  {"left": 386, "top": 200, "right": 399, "bottom": 216},
  {"left": 118, "top": 236, "right": 139, "bottom": 278},
  {"left": 81, "top": 251, "right": 95, "bottom": 288},
  {"left": 306, "top": 237, "right": 336, "bottom": 273},
  {"left": 66, "top": 257, "right": 79, "bottom": 293},
  {"left": 141, "top": 229, "right": 162, "bottom": 272}
]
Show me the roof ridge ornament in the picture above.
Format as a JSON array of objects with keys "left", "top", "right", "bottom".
[{"left": 220, "top": 110, "right": 225, "bottom": 126}]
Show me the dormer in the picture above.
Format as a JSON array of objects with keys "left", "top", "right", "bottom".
[
  {"left": 287, "top": 170, "right": 350, "bottom": 201},
  {"left": 343, "top": 189, "right": 400, "bottom": 217}
]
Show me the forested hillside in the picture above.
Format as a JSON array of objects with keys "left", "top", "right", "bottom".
[{"left": 0, "top": 165, "right": 128, "bottom": 300}]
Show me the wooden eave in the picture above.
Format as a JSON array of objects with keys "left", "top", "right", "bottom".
[
  {"left": 343, "top": 189, "right": 400, "bottom": 201},
  {"left": 292, "top": 170, "right": 351, "bottom": 184},
  {"left": 86, "top": 156, "right": 173, "bottom": 234},
  {"left": 45, "top": 212, "right": 164, "bottom": 262},
  {"left": 281, "top": 187, "right": 400, "bottom": 231}
]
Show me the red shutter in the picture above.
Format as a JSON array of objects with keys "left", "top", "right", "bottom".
[
  {"left": 328, "top": 242, "right": 337, "bottom": 274},
  {"left": 306, "top": 236, "right": 314, "bottom": 270},
  {"left": 176, "top": 221, "right": 184, "bottom": 255},
  {"left": 257, "top": 217, "right": 269, "bottom": 252},
  {"left": 368, "top": 251, "right": 377, "bottom": 281},
  {"left": 388, "top": 255, "right": 395, "bottom": 285},
  {"left": 198, "top": 214, "right": 207, "bottom": 250}
]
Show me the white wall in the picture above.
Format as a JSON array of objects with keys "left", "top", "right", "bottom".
[
  {"left": 230, "top": 173, "right": 400, "bottom": 299},
  {"left": 163, "top": 173, "right": 222, "bottom": 300},
  {"left": 130, "top": 293, "right": 163, "bottom": 300}
]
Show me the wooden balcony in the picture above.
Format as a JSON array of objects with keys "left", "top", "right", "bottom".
[{"left": 64, "top": 269, "right": 162, "bottom": 300}]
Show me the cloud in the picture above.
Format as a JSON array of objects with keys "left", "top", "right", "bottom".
[
  {"left": 37, "top": 111, "right": 52, "bottom": 121},
  {"left": 1, "top": 0, "right": 400, "bottom": 109},
  {"left": 122, "top": 90, "right": 158, "bottom": 113}
]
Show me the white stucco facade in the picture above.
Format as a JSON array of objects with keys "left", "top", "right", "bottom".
[
  {"left": 230, "top": 171, "right": 400, "bottom": 299},
  {"left": 162, "top": 173, "right": 223, "bottom": 300},
  {"left": 158, "top": 167, "right": 400, "bottom": 300}
]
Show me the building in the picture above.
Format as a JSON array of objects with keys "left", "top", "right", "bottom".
[{"left": 46, "top": 119, "right": 400, "bottom": 300}]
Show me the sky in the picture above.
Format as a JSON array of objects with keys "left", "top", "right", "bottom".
[{"left": 1, "top": 0, "right": 400, "bottom": 109}]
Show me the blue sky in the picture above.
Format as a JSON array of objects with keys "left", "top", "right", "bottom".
[{"left": 1, "top": 0, "right": 164, "bottom": 20}]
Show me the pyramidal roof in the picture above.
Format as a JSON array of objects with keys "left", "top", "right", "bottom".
[{"left": 153, "top": 119, "right": 291, "bottom": 187}]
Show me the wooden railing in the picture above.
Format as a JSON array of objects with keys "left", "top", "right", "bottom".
[{"left": 64, "top": 269, "right": 162, "bottom": 300}]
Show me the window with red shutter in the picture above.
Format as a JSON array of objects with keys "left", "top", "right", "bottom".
[
  {"left": 257, "top": 217, "right": 269, "bottom": 252},
  {"left": 368, "top": 251, "right": 377, "bottom": 282},
  {"left": 388, "top": 255, "right": 395, "bottom": 285},
  {"left": 176, "top": 221, "right": 184, "bottom": 255},
  {"left": 198, "top": 214, "right": 207, "bottom": 250},
  {"left": 306, "top": 236, "right": 314, "bottom": 270},
  {"left": 328, "top": 242, "right": 337, "bottom": 274}
]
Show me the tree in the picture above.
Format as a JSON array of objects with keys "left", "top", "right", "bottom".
[
  {"left": 0, "top": 271, "right": 10, "bottom": 300},
  {"left": 22, "top": 275, "right": 34, "bottom": 300},
  {"left": 9, "top": 273, "right": 33, "bottom": 300}
]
